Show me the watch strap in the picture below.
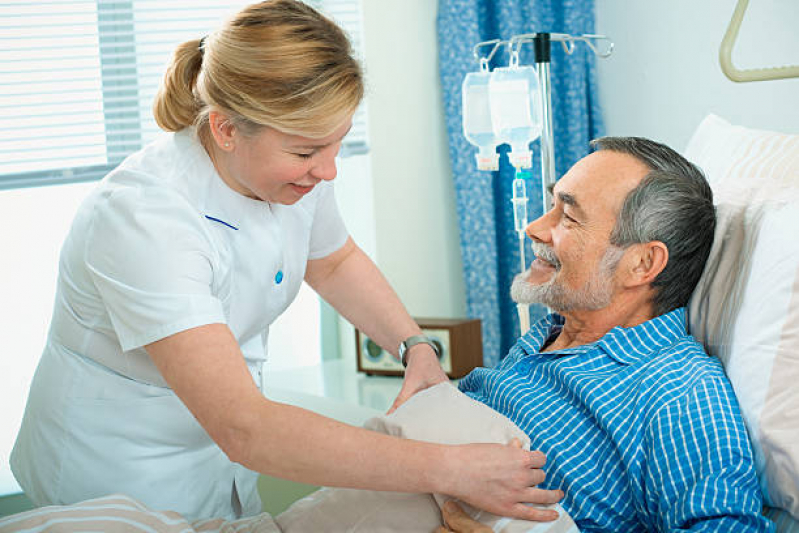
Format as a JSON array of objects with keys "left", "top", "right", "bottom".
[{"left": 399, "top": 335, "right": 440, "bottom": 367}]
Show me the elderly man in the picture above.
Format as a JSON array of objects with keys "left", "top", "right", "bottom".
[{"left": 443, "top": 137, "right": 772, "bottom": 532}]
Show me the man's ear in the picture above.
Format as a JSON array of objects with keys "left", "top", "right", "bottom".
[
  {"left": 208, "top": 110, "right": 236, "bottom": 152},
  {"left": 624, "top": 241, "right": 668, "bottom": 288}
]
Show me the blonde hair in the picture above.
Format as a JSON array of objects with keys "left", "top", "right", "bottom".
[{"left": 153, "top": 0, "right": 364, "bottom": 140}]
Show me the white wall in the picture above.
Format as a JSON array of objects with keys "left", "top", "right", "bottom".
[
  {"left": 334, "top": 0, "right": 467, "bottom": 362},
  {"left": 595, "top": 0, "right": 799, "bottom": 149},
  {"left": 360, "top": 0, "right": 466, "bottom": 318}
]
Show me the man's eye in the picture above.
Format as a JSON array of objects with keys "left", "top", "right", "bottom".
[{"left": 294, "top": 152, "right": 313, "bottom": 159}]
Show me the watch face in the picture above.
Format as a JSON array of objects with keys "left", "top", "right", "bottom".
[
  {"left": 399, "top": 341, "right": 411, "bottom": 367},
  {"left": 430, "top": 338, "right": 444, "bottom": 360}
]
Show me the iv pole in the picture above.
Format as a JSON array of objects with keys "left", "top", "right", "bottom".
[
  {"left": 512, "top": 32, "right": 613, "bottom": 210},
  {"left": 471, "top": 32, "right": 614, "bottom": 337},
  {"left": 535, "top": 33, "right": 556, "bottom": 211}
]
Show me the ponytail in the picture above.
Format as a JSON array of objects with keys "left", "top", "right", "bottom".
[
  {"left": 152, "top": 0, "right": 363, "bottom": 139},
  {"left": 153, "top": 38, "right": 205, "bottom": 132}
]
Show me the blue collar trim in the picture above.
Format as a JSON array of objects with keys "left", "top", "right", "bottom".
[{"left": 204, "top": 215, "right": 239, "bottom": 231}]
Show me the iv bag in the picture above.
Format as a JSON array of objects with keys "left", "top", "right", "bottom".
[
  {"left": 462, "top": 71, "right": 500, "bottom": 171},
  {"left": 489, "top": 66, "right": 543, "bottom": 169}
]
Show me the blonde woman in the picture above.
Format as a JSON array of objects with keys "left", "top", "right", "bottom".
[{"left": 11, "top": 0, "right": 561, "bottom": 523}]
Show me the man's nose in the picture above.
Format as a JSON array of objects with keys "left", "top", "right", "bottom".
[{"left": 525, "top": 211, "right": 554, "bottom": 243}]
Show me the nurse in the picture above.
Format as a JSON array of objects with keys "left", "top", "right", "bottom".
[{"left": 11, "top": 0, "right": 561, "bottom": 523}]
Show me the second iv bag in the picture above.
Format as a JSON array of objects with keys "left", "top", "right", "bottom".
[
  {"left": 462, "top": 70, "right": 501, "bottom": 171},
  {"left": 489, "top": 65, "right": 543, "bottom": 169}
]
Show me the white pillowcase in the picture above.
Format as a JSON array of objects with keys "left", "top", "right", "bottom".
[{"left": 686, "top": 114, "right": 799, "bottom": 519}]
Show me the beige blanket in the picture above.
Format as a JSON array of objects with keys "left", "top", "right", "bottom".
[{"left": 0, "top": 384, "right": 577, "bottom": 533}]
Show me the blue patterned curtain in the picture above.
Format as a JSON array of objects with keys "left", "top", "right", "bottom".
[{"left": 437, "top": 0, "right": 604, "bottom": 366}]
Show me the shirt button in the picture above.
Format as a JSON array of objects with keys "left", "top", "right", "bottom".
[{"left": 275, "top": 270, "right": 284, "bottom": 284}]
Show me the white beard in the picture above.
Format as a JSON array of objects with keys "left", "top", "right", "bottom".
[{"left": 511, "top": 244, "right": 624, "bottom": 313}]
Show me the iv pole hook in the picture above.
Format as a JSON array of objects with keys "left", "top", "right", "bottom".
[{"left": 472, "top": 39, "right": 503, "bottom": 67}]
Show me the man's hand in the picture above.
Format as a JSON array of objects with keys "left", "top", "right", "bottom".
[
  {"left": 388, "top": 344, "right": 448, "bottom": 414},
  {"left": 435, "top": 501, "right": 491, "bottom": 533}
]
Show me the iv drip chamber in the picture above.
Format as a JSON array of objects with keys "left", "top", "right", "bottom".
[
  {"left": 512, "top": 177, "right": 529, "bottom": 234},
  {"left": 488, "top": 65, "right": 543, "bottom": 169},
  {"left": 462, "top": 71, "right": 501, "bottom": 171}
]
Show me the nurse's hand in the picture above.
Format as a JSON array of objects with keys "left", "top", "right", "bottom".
[
  {"left": 388, "top": 344, "right": 448, "bottom": 414},
  {"left": 447, "top": 439, "right": 563, "bottom": 522}
]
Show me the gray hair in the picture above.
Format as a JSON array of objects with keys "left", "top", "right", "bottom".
[{"left": 590, "top": 136, "right": 715, "bottom": 316}]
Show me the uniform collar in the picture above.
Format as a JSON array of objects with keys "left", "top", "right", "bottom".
[
  {"left": 175, "top": 129, "right": 269, "bottom": 232},
  {"left": 519, "top": 307, "right": 689, "bottom": 365}
]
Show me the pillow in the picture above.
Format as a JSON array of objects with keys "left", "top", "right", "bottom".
[
  {"left": 276, "top": 382, "right": 578, "bottom": 533},
  {"left": 686, "top": 114, "right": 799, "bottom": 519},
  {"left": 764, "top": 506, "right": 799, "bottom": 533}
]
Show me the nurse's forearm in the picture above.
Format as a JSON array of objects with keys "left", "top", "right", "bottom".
[
  {"left": 238, "top": 400, "right": 562, "bottom": 522},
  {"left": 148, "top": 323, "right": 445, "bottom": 492},
  {"left": 305, "top": 238, "right": 432, "bottom": 364},
  {"left": 235, "top": 398, "right": 562, "bottom": 522},
  {"left": 239, "top": 398, "right": 451, "bottom": 492},
  {"left": 146, "top": 324, "right": 446, "bottom": 491}
]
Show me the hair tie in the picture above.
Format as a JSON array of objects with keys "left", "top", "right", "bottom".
[{"left": 199, "top": 35, "right": 207, "bottom": 54}]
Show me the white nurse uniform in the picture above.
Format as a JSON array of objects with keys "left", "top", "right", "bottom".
[{"left": 10, "top": 129, "right": 348, "bottom": 521}]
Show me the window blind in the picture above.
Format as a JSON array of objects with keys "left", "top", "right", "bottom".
[
  {"left": 0, "top": 0, "right": 368, "bottom": 190},
  {"left": 309, "top": 0, "right": 369, "bottom": 158}
]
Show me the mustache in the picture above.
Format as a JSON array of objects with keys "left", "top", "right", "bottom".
[{"left": 531, "top": 242, "right": 561, "bottom": 269}]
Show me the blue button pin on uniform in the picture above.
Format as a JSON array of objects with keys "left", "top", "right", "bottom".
[{"left": 275, "top": 270, "right": 284, "bottom": 284}]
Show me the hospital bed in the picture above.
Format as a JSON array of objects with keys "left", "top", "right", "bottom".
[{"left": 2, "top": 113, "right": 798, "bottom": 532}]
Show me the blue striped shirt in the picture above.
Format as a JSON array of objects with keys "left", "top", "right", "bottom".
[{"left": 460, "top": 308, "right": 773, "bottom": 532}]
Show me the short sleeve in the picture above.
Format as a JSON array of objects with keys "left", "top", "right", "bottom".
[
  {"left": 84, "top": 184, "right": 226, "bottom": 351},
  {"left": 307, "top": 181, "right": 349, "bottom": 260}
]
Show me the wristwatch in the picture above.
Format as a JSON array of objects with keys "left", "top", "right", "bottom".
[{"left": 398, "top": 335, "right": 440, "bottom": 367}]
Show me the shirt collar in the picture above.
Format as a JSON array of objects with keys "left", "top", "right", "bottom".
[
  {"left": 518, "top": 307, "right": 689, "bottom": 365},
  {"left": 518, "top": 313, "right": 564, "bottom": 355},
  {"left": 597, "top": 307, "right": 688, "bottom": 364}
]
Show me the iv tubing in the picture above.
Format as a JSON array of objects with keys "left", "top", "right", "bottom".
[
  {"left": 516, "top": 236, "right": 530, "bottom": 333},
  {"left": 512, "top": 172, "right": 531, "bottom": 334}
]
